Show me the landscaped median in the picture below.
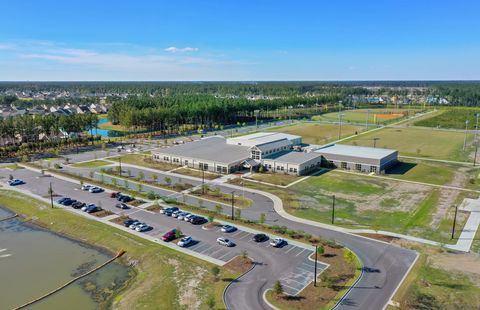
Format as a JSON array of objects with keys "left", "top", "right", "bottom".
[
  {"left": 0, "top": 189, "right": 237, "bottom": 309},
  {"left": 265, "top": 246, "right": 362, "bottom": 310}
]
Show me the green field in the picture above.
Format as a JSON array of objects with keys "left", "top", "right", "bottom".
[
  {"left": 0, "top": 189, "right": 234, "bottom": 309},
  {"left": 72, "top": 159, "right": 113, "bottom": 168},
  {"left": 386, "top": 159, "right": 457, "bottom": 185},
  {"left": 238, "top": 171, "right": 468, "bottom": 243},
  {"left": 415, "top": 108, "right": 480, "bottom": 129},
  {"left": 343, "top": 126, "right": 474, "bottom": 161},
  {"left": 312, "top": 108, "right": 418, "bottom": 125},
  {"left": 267, "top": 122, "right": 364, "bottom": 144}
]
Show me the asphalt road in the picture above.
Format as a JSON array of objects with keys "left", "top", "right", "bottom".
[{"left": 9, "top": 159, "right": 418, "bottom": 310}]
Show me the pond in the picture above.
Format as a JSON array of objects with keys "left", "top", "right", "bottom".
[
  {"left": 89, "top": 118, "right": 128, "bottom": 138},
  {"left": 0, "top": 207, "right": 133, "bottom": 310}
]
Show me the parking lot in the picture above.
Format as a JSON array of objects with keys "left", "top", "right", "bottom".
[{"left": 3, "top": 167, "right": 327, "bottom": 296}]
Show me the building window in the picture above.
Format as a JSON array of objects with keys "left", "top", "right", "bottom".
[
  {"left": 355, "top": 164, "right": 362, "bottom": 171},
  {"left": 293, "top": 168, "right": 297, "bottom": 173},
  {"left": 277, "top": 166, "right": 281, "bottom": 170},
  {"left": 370, "top": 166, "right": 377, "bottom": 173},
  {"left": 184, "top": 160, "right": 188, "bottom": 165},
  {"left": 341, "top": 162, "right": 347, "bottom": 169},
  {"left": 163, "top": 156, "right": 169, "bottom": 161}
]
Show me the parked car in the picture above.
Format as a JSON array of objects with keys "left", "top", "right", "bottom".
[
  {"left": 8, "top": 179, "right": 25, "bottom": 186},
  {"left": 177, "top": 212, "right": 190, "bottom": 220},
  {"left": 190, "top": 216, "right": 206, "bottom": 225},
  {"left": 86, "top": 205, "right": 101, "bottom": 213},
  {"left": 164, "top": 207, "right": 179, "bottom": 216},
  {"left": 162, "top": 229, "right": 177, "bottom": 242},
  {"left": 269, "top": 238, "right": 286, "bottom": 248},
  {"left": 82, "top": 203, "right": 96, "bottom": 212},
  {"left": 62, "top": 198, "right": 76, "bottom": 206},
  {"left": 72, "top": 201, "right": 86, "bottom": 209},
  {"left": 123, "top": 219, "right": 137, "bottom": 227},
  {"left": 56, "top": 197, "right": 69, "bottom": 204},
  {"left": 81, "top": 184, "right": 92, "bottom": 191},
  {"left": 172, "top": 210, "right": 182, "bottom": 218},
  {"left": 184, "top": 214, "right": 196, "bottom": 222},
  {"left": 177, "top": 236, "right": 193, "bottom": 247},
  {"left": 117, "top": 195, "right": 132, "bottom": 202},
  {"left": 216, "top": 237, "right": 234, "bottom": 247},
  {"left": 110, "top": 192, "right": 121, "bottom": 198},
  {"left": 89, "top": 187, "right": 103, "bottom": 193},
  {"left": 115, "top": 203, "right": 129, "bottom": 210},
  {"left": 221, "top": 225, "right": 237, "bottom": 233},
  {"left": 253, "top": 233, "right": 269, "bottom": 242},
  {"left": 129, "top": 221, "right": 142, "bottom": 229},
  {"left": 135, "top": 223, "right": 150, "bottom": 232}
]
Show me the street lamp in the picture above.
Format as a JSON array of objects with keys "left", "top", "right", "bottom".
[
  {"left": 373, "top": 137, "right": 380, "bottom": 148},
  {"left": 331, "top": 195, "right": 336, "bottom": 224},
  {"left": 338, "top": 113, "right": 345, "bottom": 139},
  {"left": 202, "top": 166, "right": 205, "bottom": 194},
  {"left": 118, "top": 157, "right": 122, "bottom": 177},
  {"left": 313, "top": 244, "right": 318, "bottom": 287},
  {"left": 231, "top": 191, "right": 235, "bottom": 220},
  {"left": 49, "top": 182, "right": 54, "bottom": 208},
  {"left": 463, "top": 119, "right": 470, "bottom": 151},
  {"left": 451, "top": 205, "right": 458, "bottom": 239},
  {"left": 366, "top": 109, "right": 370, "bottom": 129}
]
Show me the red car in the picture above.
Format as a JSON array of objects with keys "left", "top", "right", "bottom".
[
  {"left": 110, "top": 192, "right": 120, "bottom": 198},
  {"left": 162, "top": 230, "right": 177, "bottom": 242}
]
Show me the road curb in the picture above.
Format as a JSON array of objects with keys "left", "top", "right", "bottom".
[{"left": 223, "top": 259, "right": 257, "bottom": 310}]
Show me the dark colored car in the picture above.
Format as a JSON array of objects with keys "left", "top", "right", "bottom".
[
  {"left": 190, "top": 216, "right": 206, "bottom": 225},
  {"left": 117, "top": 195, "right": 132, "bottom": 203},
  {"left": 110, "top": 192, "right": 121, "bottom": 198},
  {"left": 123, "top": 219, "right": 137, "bottom": 227},
  {"left": 72, "top": 201, "right": 86, "bottom": 209},
  {"left": 253, "top": 233, "right": 269, "bottom": 242},
  {"left": 86, "top": 205, "right": 101, "bottom": 213},
  {"left": 63, "top": 198, "right": 76, "bottom": 206},
  {"left": 164, "top": 207, "right": 179, "bottom": 216},
  {"left": 162, "top": 229, "right": 177, "bottom": 242},
  {"left": 115, "top": 203, "right": 129, "bottom": 210}
]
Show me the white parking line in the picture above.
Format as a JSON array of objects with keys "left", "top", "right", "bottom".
[
  {"left": 296, "top": 248, "right": 307, "bottom": 257},
  {"left": 199, "top": 245, "right": 213, "bottom": 254},
  {"left": 216, "top": 251, "right": 232, "bottom": 261},
  {"left": 285, "top": 245, "right": 297, "bottom": 254}
]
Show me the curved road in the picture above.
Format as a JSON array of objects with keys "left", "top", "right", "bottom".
[{"left": 45, "top": 161, "right": 417, "bottom": 310}]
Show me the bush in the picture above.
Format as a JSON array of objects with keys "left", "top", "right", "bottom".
[
  {"left": 272, "top": 280, "right": 283, "bottom": 295},
  {"left": 211, "top": 266, "right": 220, "bottom": 281}
]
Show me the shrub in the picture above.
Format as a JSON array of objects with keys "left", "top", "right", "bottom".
[{"left": 272, "top": 280, "right": 283, "bottom": 295}]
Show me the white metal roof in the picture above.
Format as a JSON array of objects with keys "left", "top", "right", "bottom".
[
  {"left": 315, "top": 144, "right": 397, "bottom": 160},
  {"left": 226, "top": 132, "right": 301, "bottom": 147}
]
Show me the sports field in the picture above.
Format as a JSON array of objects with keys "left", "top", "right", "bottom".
[
  {"left": 312, "top": 108, "right": 418, "bottom": 125},
  {"left": 267, "top": 122, "right": 363, "bottom": 144},
  {"left": 343, "top": 126, "right": 474, "bottom": 161}
]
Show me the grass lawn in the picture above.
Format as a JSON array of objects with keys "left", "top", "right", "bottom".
[
  {"left": 267, "top": 122, "right": 364, "bottom": 144},
  {"left": 388, "top": 252, "right": 480, "bottom": 310},
  {"left": 386, "top": 159, "right": 457, "bottom": 185},
  {"left": 414, "top": 108, "right": 480, "bottom": 129},
  {"left": 191, "top": 187, "right": 252, "bottom": 209},
  {"left": 343, "top": 126, "right": 474, "bottom": 161},
  {"left": 98, "top": 120, "right": 129, "bottom": 132},
  {"left": 0, "top": 189, "right": 235, "bottom": 310},
  {"left": 2, "top": 163, "right": 23, "bottom": 170},
  {"left": 174, "top": 167, "right": 220, "bottom": 180},
  {"left": 233, "top": 171, "right": 466, "bottom": 243},
  {"left": 110, "top": 154, "right": 179, "bottom": 171},
  {"left": 72, "top": 159, "right": 113, "bottom": 168},
  {"left": 246, "top": 173, "right": 301, "bottom": 186},
  {"left": 312, "top": 108, "right": 418, "bottom": 125}
]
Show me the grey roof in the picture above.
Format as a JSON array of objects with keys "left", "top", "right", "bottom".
[
  {"left": 315, "top": 144, "right": 397, "bottom": 160},
  {"left": 264, "top": 150, "right": 322, "bottom": 165},
  {"left": 154, "top": 136, "right": 251, "bottom": 165}
]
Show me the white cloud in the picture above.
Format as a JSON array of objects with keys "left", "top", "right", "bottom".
[{"left": 164, "top": 46, "right": 199, "bottom": 53}]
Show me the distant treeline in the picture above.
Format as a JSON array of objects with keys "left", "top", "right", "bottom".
[{"left": 107, "top": 95, "right": 340, "bottom": 132}]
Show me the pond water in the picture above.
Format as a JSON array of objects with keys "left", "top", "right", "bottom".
[
  {"left": 0, "top": 207, "right": 132, "bottom": 310},
  {"left": 89, "top": 118, "right": 127, "bottom": 138}
]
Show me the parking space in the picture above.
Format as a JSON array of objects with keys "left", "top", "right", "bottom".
[{"left": 4, "top": 167, "right": 328, "bottom": 296}]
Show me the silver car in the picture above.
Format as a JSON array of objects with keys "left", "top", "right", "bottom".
[{"left": 216, "top": 237, "right": 234, "bottom": 247}]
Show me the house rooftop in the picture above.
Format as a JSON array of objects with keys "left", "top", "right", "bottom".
[
  {"left": 315, "top": 144, "right": 397, "bottom": 160},
  {"left": 155, "top": 136, "right": 251, "bottom": 165}
]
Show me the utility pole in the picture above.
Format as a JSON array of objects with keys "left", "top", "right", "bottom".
[
  {"left": 231, "top": 191, "right": 235, "bottom": 220},
  {"left": 463, "top": 119, "right": 469, "bottom": 151},
  {"left": 202, "top": 166, "right": 205, "bottom": 194},
  {"left": 331, "top": 195, "right": 336, "bottom": 224},
  {"left": 314, "top": 244, "right": 318, "bottom": 287},
  {"left": 452, "top": 205, "right": 458, "bottom": 239},
  {"left": 118, "top": 157, "right": 122, "bottom": 177},
  {"left": 366, "top": 109, "right": 370, "bottom": 129},
  {"left": 373, "top": 137, "right": 379, "bottom": 148},
  {"left": 49, "top": 182, "right": 54, "bottom": 208},
  {"left": 338, "top": 114, "right": 344, "bottom": 139},
  {"left": 475, "top": 113, "right": 480, "bottom": 142}
]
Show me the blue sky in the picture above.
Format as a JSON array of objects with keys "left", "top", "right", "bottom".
[{"left": 0, "top": 0, "right": 478, "bottom": 81}]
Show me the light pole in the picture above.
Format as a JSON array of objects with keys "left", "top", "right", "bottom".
[
  {"left": 314, "top": 244, "right": 318, "bottom": 287},
  {"left": 338, "top": 113, "right": 345, "bottom": 139},
  {"left": 49, "top": 182, "right": 54, "bottom": 208},
  {"left": 452, "top": 205, "right": 458, "bottom": 239},
  {"left": 475, "top": 113, "right": 480, "bottom": 142},
  {"left": 463, "top": 119, "right": 470, "bottom": 151},
  {"left": 231, "top": 191, "right": 235, "bottom": 220},
  {"left": 118, "top": 157, "right": 122, "bottom": 177},
  {"left": 202, "top": 166, "right": 205, "bottom": 194},
  {"left": 254, "top": 109, "right": 260, "bottom": 129},
  {"left": 373, "top": 137, "right": 379, "bottom": 148},
  {"left": 331, "top": 195, "right": 336, "bottom": 224},
  {"left": 366, "top": 109, "right": 370, "bottom": 129}
]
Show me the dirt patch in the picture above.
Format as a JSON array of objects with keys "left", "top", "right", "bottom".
[
  {"left": 203, "top": 222, "right": 220, "bottom": 230},
  {"left": 430, "top": 251, "right": 480, "bottom": 286},
  {"left": 224, "top": 256, "right": 253, "bottom": 274},
  {"left": 91, "top": 209, "right": 114, "bottom": 218},
  {"left": 110, "top": 215, "right": 130, "bottom": 225},
  {"left": 145, "top": 204, "right": 161, "bottom": 212},
  {"left": 357, "top": 233, "right": 399, "bottom": 243},
  {"left": 430, "top": 169, "right": 466, "bottom": 228}
]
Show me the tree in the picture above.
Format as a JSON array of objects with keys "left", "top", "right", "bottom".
[
  {"left": 235, "top": 208, "right": 241, "bottom": 219},
  {"left": 8, "top": 174, "right": 13, "bottom": 181},
  {"left": 208, "top": 215, "right": 214, "bottom": 223},
  {"left": 174, "top": 228, "right": 183, "bottom": 239},
  {"left": 206, "top": 295, "right": 216, "bottom": 309},
  {"left": 136, "top": 183, "right": 143, "bottom": 193},
  {"left": 344, "top": 250, "right": 356, "bottom": 264},
  {"left": 317, "top": 245, "right": 325, "bottom": 256},
  {"left": 111, "top": 178, "right": 117, "bottom": 187},
  {"left": 272, "top": 280, "right": 283, "bottom": 295},
  {"left": 152, "top": 174, "right": 158, "bottom": 183},
  {"left": 215, "top": 204, "right": 223, "bottom": 214},
  {"left": 259, "top": 213, "right": 266, "bottom": 224},
  {"left": 138, "top": 171, "right": 145, "bottom": 180},
  {"left": 164, "top": 177, "right": 172, "bottom": 187},
  {"left": 211, "top": 265, "right": 220, "bottom": 281}
]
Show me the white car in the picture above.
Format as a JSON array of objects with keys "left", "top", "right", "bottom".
[
  {"left": 270, "top": 238, "right": 286, "bottom": 247},
  {"left": 184, "top": 214, "right": 195, "bottom": 222},
  {"left": 177, "top": 212, "right": 190, "bottom": 220},
  {"left": 172, "top": 210, "right": 182, "bottom": 218},
  {"left": 135, "top": 223, "right": 150, "bottom": 232},
  {"left": 221, "top": 225, "right": 237, "bottom": 233},
  {"left": 177, "top": 236, "right": 193, "bottom": 247},
  {"left": 81, "top": 184, "right": 92, "bottom": 191},
  {"left": 216, "top": 237, "right": 234, "bottom": 247}
]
